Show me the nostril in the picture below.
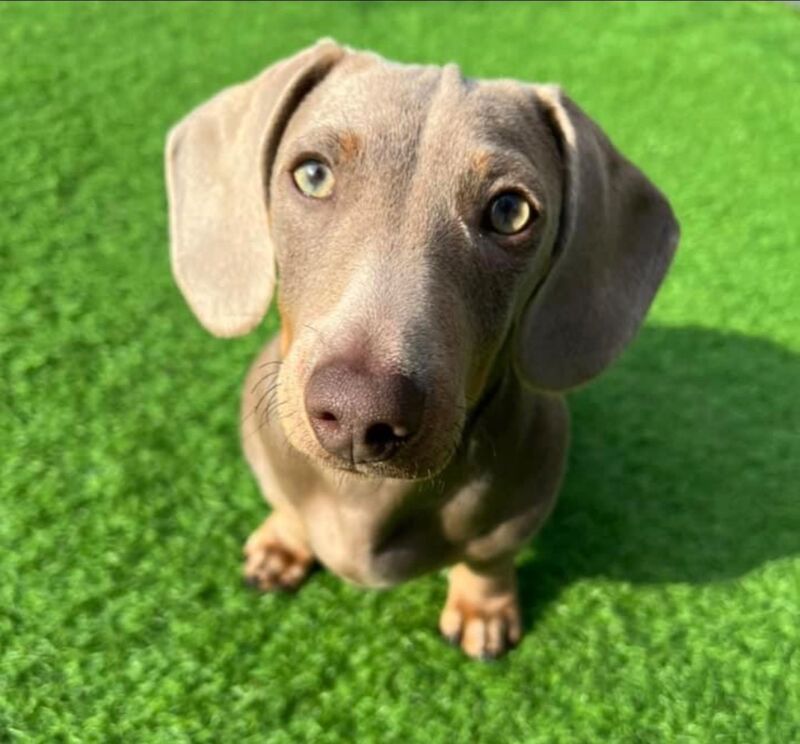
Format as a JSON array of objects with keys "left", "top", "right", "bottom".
[
  {"left": 313, "top": 410, "right": 341, "bottom": 435},
  {"left": 365, "top": 422, "right": 404, "bottom": 449}
]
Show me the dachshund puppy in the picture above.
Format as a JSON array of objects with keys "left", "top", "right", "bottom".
[{"left": 165, "top": 40, "right": 678, "bottom": 659}]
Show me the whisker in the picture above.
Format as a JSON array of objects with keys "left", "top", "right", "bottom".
[
  {"left": 242, "top": 380, "right": 282, "bottom": 430},
  {"left": 262, "top": 397, "right": 289, "bottom": 425},
  {"left": 251, "top": 401, "right": 289, "bottom": 439},
  {"left": 241, "top": 381, "right": 278, "bottom": 425},
  {"left": 250, "top": 368, "right": 281, "bottom": 394},
  {"left": 254, "top": 381, "right": 281, "bottom": 415}
]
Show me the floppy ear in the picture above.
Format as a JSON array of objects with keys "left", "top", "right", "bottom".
[
  {"left": 165, "top": 40, "right": 345, "bottom": 337},
  {"left": 515, "top": 85, "right": 679, "bottom": 391}
]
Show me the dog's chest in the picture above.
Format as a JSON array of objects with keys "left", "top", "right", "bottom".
[{"left": 299, "top": 479, "right": 460, "bottom": 588}]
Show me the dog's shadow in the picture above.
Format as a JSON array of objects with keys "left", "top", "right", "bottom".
[{"left": 518, "top": 325, "right": 800, "bottom": 626}]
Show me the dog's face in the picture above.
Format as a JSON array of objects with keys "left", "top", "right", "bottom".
[
  {"left": 166, "top": 41, "right": 678, "bottom": 480},
  {"left": 270, "top": 60, "right": 563, "bottom": 478}
]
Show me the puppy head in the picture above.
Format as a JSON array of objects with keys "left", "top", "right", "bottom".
[{"left": 166, "top": 40, "right": 678, "bottom": 479}]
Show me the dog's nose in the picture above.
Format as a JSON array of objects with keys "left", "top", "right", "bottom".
[{"left": 305, "top": 361, "right": 425, "bottom": 464}]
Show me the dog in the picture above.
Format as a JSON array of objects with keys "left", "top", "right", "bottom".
[{"left": 165, "top": 39, "right": 679, "bottom": 659}]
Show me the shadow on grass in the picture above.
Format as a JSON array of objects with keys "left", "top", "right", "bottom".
[{"left": 519, "top": 325, "right": 800, "bottom": 627}]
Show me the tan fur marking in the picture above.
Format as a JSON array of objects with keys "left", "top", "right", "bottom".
[
  {"left": 337, "top": 130, "right": 361, "bottom": 161},
  {"left": 279, "top": 297, "right": 293, "bottom": 357},
  {"left": 439, "top": 562, "right": 521, "bottom": 658},
  {"left": 471, "top": 150, "right": 493, "bottom": 179},
  {"left": 243, "top": 512, "right": 315, "bottom": 592}
]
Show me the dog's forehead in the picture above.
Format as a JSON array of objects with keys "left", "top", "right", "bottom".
[{"left": 287, "top": 54, "right": 549, "bottom": 160}]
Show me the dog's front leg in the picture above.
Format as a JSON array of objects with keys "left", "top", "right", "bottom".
[{"left": 439, "top": 559, "right": 521, "bottom": 660}]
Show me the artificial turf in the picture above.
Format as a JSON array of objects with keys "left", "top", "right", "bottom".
[{"left": 2, "top": 1, "right": 799, "bottom": 741}]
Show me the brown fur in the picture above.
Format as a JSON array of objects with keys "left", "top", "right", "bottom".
[
  {"left": 336, "top": 129, "right": 362, "bottom": 162},
  {"left": 165, "top": 40, "right": 679, "bottom": 658},
  {"left": 277, "top": 294, "right": 293, "bottom": 357}
]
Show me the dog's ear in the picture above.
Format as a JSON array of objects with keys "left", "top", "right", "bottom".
[
  {"left": 165, "top": 40, "right": 345, "bottom": 337},
  {"left": 514, "top": 86, "right": 679, "bottom": 391}
]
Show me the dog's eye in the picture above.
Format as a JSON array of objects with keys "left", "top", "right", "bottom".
[
  {"left": 292, "top": 160, "right": 335, "bottom": 199},
  {"left": 486, "top": 192, "right": 534, "bottom": 235}
]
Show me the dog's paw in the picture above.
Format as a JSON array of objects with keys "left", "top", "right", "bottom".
[
  {"left": 439, "top": 595, "right": 522, "bottom": 660},
  {"left": 243, "top": 515, "right": 314, "bottom": 592}
]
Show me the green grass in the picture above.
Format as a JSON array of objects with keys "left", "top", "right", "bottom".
[{"left": 2, "top": 1, "right": 799, "bottom": 741}]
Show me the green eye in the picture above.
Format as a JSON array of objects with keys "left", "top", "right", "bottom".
[
  {"left": 487, "top": 192, "right": 533, "bottom": 235},
  {"left": 292, "top": 159, "right": 335, "bottom": 198}
]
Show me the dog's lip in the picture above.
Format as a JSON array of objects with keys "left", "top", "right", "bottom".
[
  {"left": 312, "top": 444, "right": 456, "bottom": 482},
  {"left": 320, "top": 456, "right": 416, "bottom": 480},
  {"left": 300, "top": 427, "right": 420, "bottom": 477}
]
